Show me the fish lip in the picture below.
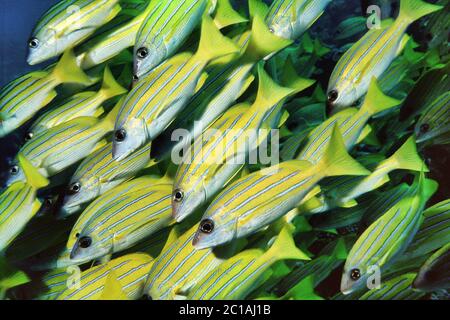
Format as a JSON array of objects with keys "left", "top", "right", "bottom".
[
  {"left": 172, "top": 206, "right": 188, "bottom": 223},
  {"left": 69, "top": 243, "right": 79, "bottom": 260},
  {"left": 191, "top": 232, "right": 204, "bottom": 249},
  {"left": 26, "top": 56, "right": 38, "bottom": 66},
  {"left": 57, "top": 205, "right": 78, "bottom": 220},
  {"left": 340, "top": 279, "right": 355, "bottom": 295}
]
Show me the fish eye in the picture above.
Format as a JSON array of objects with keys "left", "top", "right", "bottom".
[
  {"left": 114, "top": 128, "right": 127, "bottom": 142},
  {"left": 173, "top": 189, "right": 184, "bottom": 202},
  {"left": 136, "top": 47, "right": 149, "bottom": 59},
  {"left": 10, "top": 165, "right": 19, "bottom": 175},
  {"left": 25, "top": 132, "right": 33, "bottom": 141},
  {"left": 328, "top": 90, "right": 339, "bottom": 102},
  {"left": 28, "top": 38, "right": 39, "bottom": 49},
  {"left": 199, "top": 219, "right": 214, "bottom": 234},
  {"left": 78, "top": 236, "right": 92, "bottom": 249},
  {"left": 269, "top": 27, "right": 275, "bottom": 33},
  {"left": 133, "top": 75, "right": 139, "bottom": 81},
  {"left": 67, "top": 182, "right": 81, "bottom": 195},
  {"left": 420, "top": 123, "right": 430, "bottom": 134},
  {"left": 350, "top": 268, "right": 361, "bottom": 281}
]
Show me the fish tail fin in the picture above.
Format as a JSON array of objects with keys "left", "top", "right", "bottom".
[
  {"left": 98, "top": 66, "right": 128, "bottom": 101},
  {"left": 17, "top": 154, "right": 49, "bottom": 189},
  {"left": 252, "top": 64, "right": 296, "bottom": 113},
  {"left": 283, "top": 276, "right": 324, "bottom": 300},
  {"left": 195, "top": 14, "right": 240, "bottom": 63},
  {"left": 417, "top": 174, "right": 438, "bottom": 203},
  {"left": 281, "top": 57, "right": 316, "bottom": 94},
  {"left": 51, "top": 50, "right": 92, "bottom": 85},
  {"left": 398, "top": 0, "right": 443, "bottom": 24},
  {"left": 101, "top": 96, "right": 125, "bottom": 129},
  {"left": 318, "top": 125, "right": 371, "bottom": 178},
  {"left": 264, "top": 226, "right": 310, "bottom": 262},
  {"left": 213, "top": 0, "right": 248, "bottom": 29},
  {"left": 359, "top": 77, "right": 401, "bottom": 117},
  {"left": 244, "top": 4, "right": 292, "bottom": 60},
  {"left": 386, "top": 136, "right": 429, "bottom": 172},
  {"left": 332, "top": 238, "right": 348, "bottom": 260},
  {"left": 248, "top": 0, "right": 269, "bottom": 19}
]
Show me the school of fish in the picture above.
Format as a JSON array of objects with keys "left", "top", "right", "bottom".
[{"left": 0, "top": 0, "right": 448, "bottom": 300}]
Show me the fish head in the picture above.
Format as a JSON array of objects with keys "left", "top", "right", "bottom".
[
  {"left": 61, "top": 176, "right": 100, "bottom": 218},
  {"left": 69, "top": 229, "right": 111, "bottom": 263},
  {"left": 5, "top": 162, "right": 26, "bottom": 187},
  {"left": 27, "top": 28, "right": 59, "bottom": 65},
  {"left": 326, "top": 78, "right": 358, "bottom": 114},
  {"left": 172, "top": 178, "right": 206, "bottom": 222},
  {"left": 0, "top": 116, "right": 19, "bottom": 138},
  {"left": 192, "top": 208, "right": 237, "bottom": 249},
  {"left": 266, "top": 15, "right": 294, "bottom": 40},
  {"left": 112, "top": 117, "right": 147, "bottom": 161},
  {"left": 340, "top": 262, "right": 369, "bottom": 294},
  {"left": 133, "top": 41, "right": 167, "bottom": 79}
]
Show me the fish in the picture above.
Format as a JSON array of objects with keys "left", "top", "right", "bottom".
[
  {"left": 27, "top": 0, "right": 121, "bottom": 65},
  {"left": 359, "top": 182, "right": 412, "bottom": 228},
  {"left": 28, "top": 66, "right": 126, "bottom": 137},
  {"left": 340, "top": 173, "right": 438, "bottom": 294},
  {"left": 266, "top": 0, "right": 333, "bottom": 40},
  {"left": 55, "top": 253, "right": 153, "bottom": 300},
  {"left": 172, "top": 64, "right": 314, "bottom": 223},
  {"left": 0, "top": 50, "right": 92, "bottom": 137},
  {"left": 317, "top": 136, "right": 428, "bottom": 209},
  {"left": 359, "top": 273, "right": 426, "bottom": 300},
  {"left": 401, "top": 199, "right": 450, "bottom": 261},
  {"left": 423, "top": 0, "right": 450, "bottom": 51},
  {"left": 192, "top": 125, "right": 370, "bottom": 249},
  {"left": 144, "top": 225, "right": 224, "bottom": 300},
  {"left": 308, "top": 196, "right": 373, "bottom": 230},
  {"left": 273, "top": 239, "right": 348, "bottom": 298},
  {"left": 76, "top": 1, "right": 150, "bottom": 69},
  {"left": 187, "top": 226, "right": 309, "bottom": 300},
  {"left": 0, "top": 160, "right": 49, "bottom": 252},
  {"left": 68, "top": 176, "right": 174, "bottom": 264},
  {"left": 327, "top": 0, "right": 442, "bottom": 111},
  {"left": 296, "top": 78, "right": 400, "bottom": 164},
  {"left": 335, "top": 16, "right": 368, "bottom": 41},
  {"left": 112, "top": 14, "right": 239, "bottom": 160},
  {"left": 61, "top": 142, "right": 153, "bottom": 216},
  {"left": 5, "top": 104, "right": 118, "bottom": 187},
  {"left": 133, "top": 0, "right": 215, "bottom": 78},
  {"left": 157, "top": 11, "right": 292, "bottom": 160},
  {"left": 414, "top": 91, "right": 450, "bottom": 144},
  {"left": 5, "top": 213, "right": 76, "bottom": 264},
  {"left": 413, "top": 243, "right": 450, "bottom": 291}
]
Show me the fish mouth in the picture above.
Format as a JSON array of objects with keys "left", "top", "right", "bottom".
[
  {"left": 112, "top": 145, "right": 127, "bottom": 161},
  {"left": 57, "top": 205, "right": 80, "bottom": 220},
  {"left": 192, "top": 232, "right": 204, "bottom": 249},
  {"left": 26, "top": 56, "right": 38, "bottom": 66},
  {"left": 340, "top": 278, "right": 355, "bottom": 295}
]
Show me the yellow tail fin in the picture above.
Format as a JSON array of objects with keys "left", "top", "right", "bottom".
[
  {"left": 51, "top": 50, "right": 92, "bottom": 85},
  {"left": 98, "top": 66, "right": 127, "bottom": 101},
  {"left": 195, "top": 14, "right": 240, "bottom": 63},
  {"left": 318, "top": 125, "right": 371, "bottom": 178}
]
